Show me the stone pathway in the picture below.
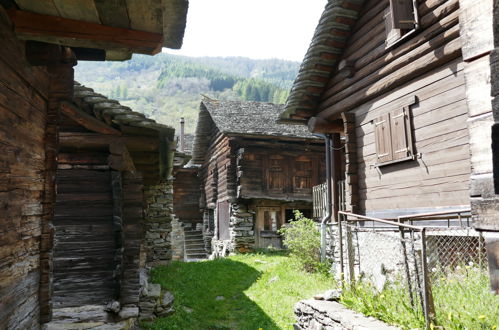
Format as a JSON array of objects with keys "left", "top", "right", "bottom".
[{"left": 42, "top": 305, "right": 134, "bottom": 330}]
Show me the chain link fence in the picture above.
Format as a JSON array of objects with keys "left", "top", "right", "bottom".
[{"left": 325, "top": 209, "right": 488, "bottom": 328}]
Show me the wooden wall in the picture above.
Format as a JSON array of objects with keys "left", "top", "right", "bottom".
[
  {"left": 200, "top": 132, "right": 236, "bottom": 207},
  {"left": 173, "top": 168, "right": 203, "bottom": 224},
  {"left": 317, "top": 0, "right": 470, "bottom": 216},
  {"left": 236, "top": 139, "right": 325, "bottom": 201},
  {"left": 0, "top": 6, "right": 50, "bottom": 329}
]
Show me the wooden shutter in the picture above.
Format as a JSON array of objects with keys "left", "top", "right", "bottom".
[
  {"left": 293, "top": 156, "right": 312, "bottom": 191},
  {"left": 374, "top": 113, "right": 393, "bottom": 163},
  {"left": 390, "top": 107, "right": 412, "bottom": 160},
  {"left": 390, "top": 0, "right": 415, "bottom": 30},
  {"left": 217, "top": 201, "right": 230, "bottom": 240},
  {"left": 267, "top": 155, "right": 286, "bottom": 192}
]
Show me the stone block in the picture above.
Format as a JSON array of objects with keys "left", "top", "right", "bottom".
[
  {"left": 119, "top": 306, "right": 139, "bottom": 319},
  {"left": 147, "top": 284, "right": 161, "bottom": 299}
]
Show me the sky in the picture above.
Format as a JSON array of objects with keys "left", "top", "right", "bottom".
[{"left": 164, "top": 0, "right": 327, "bottom": 62}]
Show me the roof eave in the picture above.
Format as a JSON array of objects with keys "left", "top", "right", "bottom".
[{"left": 279, "top": 0, "right": 365, "bottom": 122}]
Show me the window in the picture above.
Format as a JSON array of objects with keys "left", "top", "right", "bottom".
[
  {"left": 385, "top": 0, "right": 419, "bottom": 48},
  {"left": 263, "top": 210, "right": 279, "bottom": 231},
  {"left": 293, "top": 156, "right": 312, "bottom": 191},
  {"left": 267, "top": 155, "right": 286, "bottom": 192},
  {"left": 373, "top": 98, "right": 416, "bottom": 166}
]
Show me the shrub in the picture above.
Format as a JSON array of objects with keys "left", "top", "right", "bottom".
[{"left": 278, "top": 211, "right": 322, "bottom": 272}]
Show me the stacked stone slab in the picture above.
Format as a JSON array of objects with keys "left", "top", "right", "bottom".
[
  {"left": 294, "top": 299, "right": 399, "bottom": 330},
  {"left": 144, "top": 180, "right": 174, "bottom": 266}
]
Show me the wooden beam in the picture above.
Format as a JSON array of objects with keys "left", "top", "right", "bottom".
[
  {"left": 108, "top": 141, "right": 136, "bottom": 172},
  {"left": 71, "top": 47, "right": 106, "bottom": 61},
  {"left": 307, "top": 117, "right": 344, "bottom": 134},
  {"left": 7, "top": 9, "right": 163, "bottom": 55},
  {"left": 60, "top": 101, "right": 121, "bottom": 136},
  {"left": 59, "top": 132, "right": 159, "bottom": 152},
  {"left": 25, "top": 40, "right": 62, "bottom": 66}
]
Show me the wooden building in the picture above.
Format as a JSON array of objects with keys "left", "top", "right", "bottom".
[
  {"left": 0, "top": 1, "right": 188, "bottom": 328},
  {"left": 189, "top": 99, "right": 325, "bottom": 255},
  {"left": 279, "top": 0, "right": 498, "bottom": 292}
]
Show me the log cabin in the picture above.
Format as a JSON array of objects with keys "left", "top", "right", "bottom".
[
  {"left": 189, "top": 99, "right": 325, "bottom": 256},
  {"left": 279, "top": 0, "right": 499, "bottom": 292},
  {"left": 0, "top": 1, "right": 188, "bottom": 328}
]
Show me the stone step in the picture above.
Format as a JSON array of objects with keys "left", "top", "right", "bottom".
[
  {"left": 185, "top": 238, "right": 204, "bottom": 243},
  {"left": 185, "top": 242, "right": 204, "bottom": 249},
  {"left": 186, "top": 252, "right": 207, "bottom": 258},
  {"left": 186, "top": 248, "right": 206, "bottom": 254},
  {"left": 184, "top": 230, "right": 202, "bottom": 236}
]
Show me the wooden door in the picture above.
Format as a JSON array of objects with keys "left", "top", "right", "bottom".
[
  {"left": 52, "top": 168, "right": 118, "bottom": 308},
  {"left": 256, "top": 207, "right": 282, "bottom": 249}
]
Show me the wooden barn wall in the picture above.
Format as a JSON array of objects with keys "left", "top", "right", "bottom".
[
  {"left": 0, "top": 7, "right": 51, "bottom": 329},
  {"left": 318, "top": 0, "right": 469, "bottom": 216},
  {"left": 201, "top": 133, "right": 236, "bottom": 206},
  {"left": 173, "top": 169, "right": 203, "bottom": 223},
  {"left": 236, "top": 142, "right": 325, "bottom": 201}
]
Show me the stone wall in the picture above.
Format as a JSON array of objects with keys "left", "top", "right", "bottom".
[
  {"left": 294, "top": 299, "right": 398, "bottom": 330},
  {"left": 211, "top": 202, "right": 255, "bottom": 257},
  {"left": 143, "top": 179, "right": 174, "bottom": 266},
  {"left": 170, "top": 216, "right": 185, "bottom": 261}
]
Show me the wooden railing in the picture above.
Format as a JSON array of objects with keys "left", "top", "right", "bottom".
[
  {"left": 312, "top": 180, "right": 346, "bottom": 219},
  {"left": 312, "top": 182, "right": 327, "bottom": 219}
]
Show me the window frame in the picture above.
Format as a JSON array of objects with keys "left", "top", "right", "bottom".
[
  {"left": 384, "top": 0, "right": 420, "bottom": 49},
  {"left": 372, "top": 96, "right": 417, "bottom": 167}
]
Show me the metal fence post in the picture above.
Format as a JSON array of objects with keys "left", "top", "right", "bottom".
[
  {"left": 339, "top": 213, "right": 344, "bottom": 284},
  {"left": 421, "top": 228, "right": 436, "bottom": 329},
  {"left": 346, "top": 224, "right": 355, "bottom": 285}
]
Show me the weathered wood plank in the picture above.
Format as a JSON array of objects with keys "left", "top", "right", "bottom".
[
  {"left": 52, "top": 0, "right": 101, "bottom": 24},
  {"left": 94, "top": 0, "right": 130, "bottom": 28},
  {"left": 8, "top": 9, "right": 163, "bottom": 55},
  {"left": 125, "top": 0, "right": 162, "bottom": 33},
  {"left": 60, "top": 101, "right": 121, "bottom": 135}
]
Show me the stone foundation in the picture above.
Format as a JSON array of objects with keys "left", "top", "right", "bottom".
[
  {"left": 294, "top": 299, "right": 398, "bottom": 330},
  {"left": 138, "top": 269, "right": 174, "bottom": 322},
  {"left": 144, "top": 179, "right": 174, "bottom": 266}
]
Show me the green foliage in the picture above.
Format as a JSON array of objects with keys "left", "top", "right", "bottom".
[
  {"left": 341, "top": 266, "right": 499, "bottom": 329},
  {"left": 144, "top": 251, "right": 332, "bottom": 330},
  {"left": 75, "top": 54, "right": 298, "bottom": 135},
  {"left": 278, "top": 211, "right": 322, "bottom": 272}
]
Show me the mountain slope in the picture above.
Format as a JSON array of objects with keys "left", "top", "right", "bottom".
[{"left": 75, "top": 54, "right": 299, "bottom": 134}]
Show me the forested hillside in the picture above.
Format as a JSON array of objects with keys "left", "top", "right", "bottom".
[{"left": 75, "top": 54, "right": 299, "bottom": 134}]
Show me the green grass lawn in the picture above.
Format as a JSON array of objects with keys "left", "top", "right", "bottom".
[
  {"left": 144, "top": 251, "right": 333, "bottom": 330},
  {"left": 341, "top": 266, "right": 499, "bottom": 329}
]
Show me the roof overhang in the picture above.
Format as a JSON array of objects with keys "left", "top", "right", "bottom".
[
  {"left": 4, "top": 0, "right": 188, "bottom": 61},
  {"left": 279, "top": 0, "right": 365, "bottom": 124}
]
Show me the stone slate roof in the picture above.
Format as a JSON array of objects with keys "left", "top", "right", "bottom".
[
  {"left": 279, "top": 0, "right": 365, "bottom": 123},
  {"left": 201, "top": 99, "right": 315, "bottom": 138},
  {"left": 190, "top": 99, "right": 318, "bottom": 165},
  {"left": 73, "top": 81, "right": 174, "bottom": 138}
]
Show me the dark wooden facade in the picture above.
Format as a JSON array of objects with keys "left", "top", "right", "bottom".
[
  {"left": 49, "top": 83, "right": 175, "bottom": 310},
  {"left": 280, "top": 0, "right": 499, "bottom": 291},
  {"left": 173, "top": 167, "right": 203, "bottom": 227},
  {"left": 0, "top": 1, "right": 188, "bottom": 326},
  {"left": 190, "top": 100, "right": 325, "bottom": 251},
  {"left": 282, "top": 0, "right": 473, "bottom": 217}
]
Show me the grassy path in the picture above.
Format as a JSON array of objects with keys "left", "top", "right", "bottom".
[{"left": 144, "top": 252, "right": 333, "bottom": 330}]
